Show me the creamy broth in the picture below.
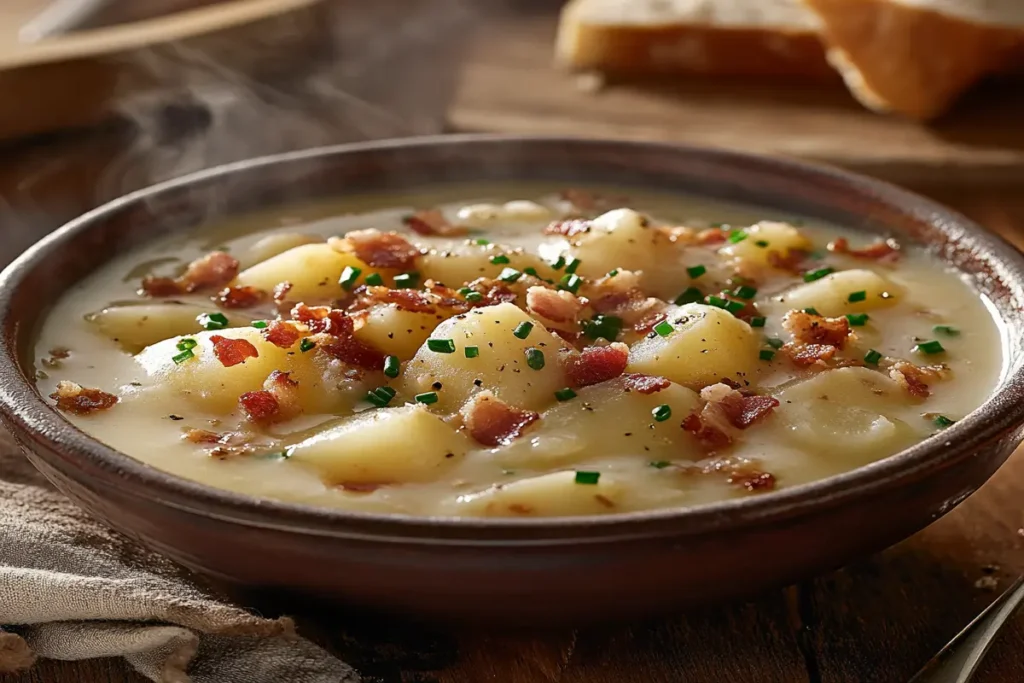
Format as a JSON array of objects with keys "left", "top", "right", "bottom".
[{"left": 34, "top": 184, "right": 1004, "bottom": 517}]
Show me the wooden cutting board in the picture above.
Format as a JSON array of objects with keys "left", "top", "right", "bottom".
[{"left": 449, "top": 15, "right": 1024, "bottom": 186}]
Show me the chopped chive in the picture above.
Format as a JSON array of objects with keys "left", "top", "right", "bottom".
[
  {"left": 933, "top": 325, "right": 960, "bottom": 336},
  {"left": 804, "top": 307, "right": 820, "bottom": 315},
  {"left": 555, "top": 388, "right": 577, "bottom": 402},
  {"left": 393, "top": 272, "right": 419, "bottom": 289},
  {"left": 728, "top": 230, "right": 748, "bottom": 244},
  {"left": 427, "top": 338, "right": 456, "bottom": 353},
  {"left": 490, "top": 254, "right": 510, "bottom": 265},
  {"left": 574, "top": 471, "right": 600, "bottom": 485},
  {"left": 766, "top": 337, "right": 784, "bottom": 349},
  {"left": 564, "top": 257, "right": 582, "bottom": 274},
  {"left": 674, "top": 287, "right": 703, "bottom": 305},
  {"left": 513, "top": 322, "right": 534, "bottom": 340},
  {"left": 934, "top": 415, "right": 956, "bottom": 429},
  {"left": 523, "top": 267, "right": 539, "bottom": 277},
  {"left": 864, "top": 349, "right": 883, "bottom": 365},
  {"left": 474, "top": 238, "right": 490, "bottom": 245},
  {"left": 197, "top": 312, "right": 229, "bottom": 330},
  {"left": 759, "top": 349, "right": 776, "bottom": 361},
  {"left": 847, "top": 290, "right": 867, "bottom": 303},
  {"left": 526, "top": 348, "right": 545, "bottom": 370},
  {"left": 557, "top": 273, "right": 583, "bottom": 294},
  {"left": 652, "top": 404, "right": 672, "bottom": 422},
  {"left": 415, "top": 391, "right": 439, "bottom": 405},
  {"left": 707, "top": 296, "right": 744, "bottom": 314},
  {"left": 582, "top": 315, "right": 622, "bottom": 341},
  {"left": 375, "top": 386, "right": 396, "bottom": 400},
  {"left": 750, "top": 316, "right": 766, "bottom": 328},
  {"left": 803, "top": 267, "right": 834, "bottom": 283},
  {"left": 755, "top": 240, "right": 769, "bottom": 248},
  {"left": 251, "top": 320, "right": 268, "bottom": 329},
  {"left": 176, "top": 338, "right": 198, "bottom": 351},
  {"left": 649, "top": 461, "right": 671, "bottom": 469},
  {"left": 339, "top": 265, "right": 362, "bottom": 290},
  {"left": 653, "top": 320, "right": 674, "bottom": 337},
  {"left": 846, "top": 313, "right": 869, "bottom": 326},
  {"left": 914, "top": 340, "right": 945, "bottom": 355},
  {"left": 705, "top": 295, "right": 729, "bottom": 310},
  {"left": 364, "top": 272, "right": 384, "bottom": 286},
  {"left": 300, "top": 338, "right": 316, "bottom": 353},
  {"left": 172, "top": 349, "right": 194, "bottom": 364},
  {"left": 733, "top": 285, "right": 757, "bottom": 300},
  {"left": 383, "top": 355, "right": 400, "bottom": 378},
  {"left": 458, "top": 286, "right": 473, "bottom": 296},
  {"left": 464, "top": 345, "right": 480, "bottom": 358},
  {"left": 549, "top": 255, "right": 566, "bottom": 270},
  {"left": 686, "top": 264, "right": 706, "bottom": 279},
  {"left": 608, "top": 269, "right": 619, "bottom": 277},
  {"left": 465, "top": 291, "right": 483, "bottom": 303},
  {"left": 498, "top": 267, "right": 523, "bottom": 283},
  {"left": 366, "top": 386, "right": 397, "bottom": 408}
]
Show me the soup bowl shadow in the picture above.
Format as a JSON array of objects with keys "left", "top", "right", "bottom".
[{"left": 2, "top": 135, "right": 1024, "bottom": 624}]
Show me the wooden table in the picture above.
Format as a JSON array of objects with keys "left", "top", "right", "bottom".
[{"left": 3, "top": 8, "right": 1024, "bottom": 683}]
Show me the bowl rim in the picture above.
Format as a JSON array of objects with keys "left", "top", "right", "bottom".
[{"left": 3, "top": 133, "right": 1023, "bottom": 542}]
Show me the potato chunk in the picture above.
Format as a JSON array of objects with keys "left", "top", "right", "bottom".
[
  {"left": 627, "top": 304, "right": 759, "bottom": 389},
  {"left": 288, "top": 405, "right": 469, "bottom": 484},
  {"left": 418, "top": 244, "right": 553, "bottom": 290},
  {"left": 234, "top": 243, "right": 374, "bottom": 303},
  {"left": 354, "top": 306, "right": 453, "bottom": 360},
  {"left": 774, "top": 269, "right": 901, "bottom": 317},
  {"left": 87, "top": 303, "right": 247, "bottom": 353},
  {"left": 135, "top": 328, "right": 361, "bottom": 414},
  {"left": 399, "top": 303, "right": 569, "bottom": 412},
  {"left": 719, "top": 221, "right": 811, "bottom": 268},
  {"left": 569, "top": 208, "right": 658, "bottom": 278},
  {"left": 450, "top": 471, "right": 626, "bottom": 517}
]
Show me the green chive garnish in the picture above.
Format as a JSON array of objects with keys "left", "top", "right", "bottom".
[
  {"left": 864, "top": 349, "right": 882, "bottom": 365},
  {"left": 804, "top": 307, "right": 820, "bottom": 315},
  {"left": 513, "top": 322, "right": 534, "bottom": 340},
  {"left": 674, "top": 287, "right": 703, "bottom": 305},
  {"left": 339, "top": 265, "right": 362, "bottom": 290},
  {"left": 523, "top": 267, "right": 539, "bottom": 277},
  {"left": 393, "top": 272, "right": 419, "bottom": 289},
  {"left": 366, "top": 386, "right": 397, "bottom": 408},
  {"left": 465, "top": 291, "right": 483, "bottom": 303},
  {"left": 759, "top": 349, "right": 776, "bottom": 361},
  {"left": 197, "top": 312, "right": 229, "bottom": 330},
  {"left": 707, "top": 296, "right": 744, "bottom": 314},
  {"left": 848, "top": 290, "right": 867, "bottom": 303},
  {"left": 653, "top": 320, "right": 674, "bottom": 337},
  {"left": 176, "top": 338, "right": 198, "bottom": 351},
  {"left": 474, "top": 238, "right": 490, "bottom": 246},
  {"left": 498, "top": 268, "right": 523, "bottom": 283},
  {"left": 582, "top": 315, "right": 622, "bottom": 341},
  {"left": 549, "top": 255, "right": 566, "bottom": 270},
  {"left": 733, "top": 285, "right": 757, "bottom": 300},
  {"left": 526, "top": 348, "right": 545, "bottom": 370},
  {"left": 649, "top": 461, "right": 671, "bottom": 469},
  {"left": 574, "top": 471, "right": 600, "bottom": 485},
  {"left": 750, "top": 316, "right": 766, "bottom": 328},
  {"left": 766, "top": 338, "right": 784, "bottom": 349},
  {"left": 914, "top": 340, "right": 945, "bottom": 355},
  {"left": 415, "top": 391, "right": 439, "bottom": 405},
  {"left": 490, "top": 254, "right": 510, "bottom": 265},
  {"left": 564, "top": 257, "right": 582, "bottom": 274},
  {"left": 383, "top": 355, "right": 400, "bottom": 378},
  {"left": 364, "top": 272, "right": 384, "bottom": 287},
  {"left": 706, "top": 295, "right": 729, "bottom": 309},
  {"left": 652, "top": 405, "right": 672, "bottom": 422},
  {"left": 172, "top": 349, "right": 194, "bottom": 364},
  {"left": 803, "top": 267, "right": 834, "bottom": 283},
  {"left": 934, "top": 415, "right": 955, "bottom": 429},
  {"left": 555, "top": 388, "right": 577, "bottom": 402},
  {"left": 300, "top": 338, "right": 316, "bottom": 353},
  {"left": 755, "top": 240, "right": 769, "bottom": 248},
  {"left": 608, "top": 269, "right": 619, "bottom": 277},
  {"left": 427, "top": 339, "right": 456, "bottom": 353},
  {"left": 934, "top": 325, "right": 960, "bottom": 336},
  {"left": 686, "top": 265, "right": 706, "bottom": 279},
  {"left": 251, "top": 320, "right": 268, "bottom": 329},
  {"left": 846, "top": 313, "right": 869, "bottom": 326},
  {"left": 728, "top": 230, "right": 748, "bottom": 244},
  {"left": 558, "top": 274, "right": 582, "bottom": 294},
  {"left": 458, "top": 286, "right": 472, "bottom": 296},
  {"left": 465, "top": 346, "right": 479, "bottom": 358}
]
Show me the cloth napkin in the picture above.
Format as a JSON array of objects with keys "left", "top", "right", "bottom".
[{"left": 0, "top": 438, "right": 359, "bottom": 682}]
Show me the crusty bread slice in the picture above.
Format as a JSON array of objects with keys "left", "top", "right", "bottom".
[
  {"left": 801, "top": 0, "right": 1024, "bottom": 120},
  {"left": 555, "top": 0, "right": 836, "bottom": 79}
]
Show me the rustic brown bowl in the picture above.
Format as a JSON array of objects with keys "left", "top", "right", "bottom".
[{"left": 2, "top": 136, "right": 1024, "bottom": 624}]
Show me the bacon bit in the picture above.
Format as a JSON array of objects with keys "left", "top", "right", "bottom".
[
  {"left": 699, "top": 383, "right": 779, "bottom": 429},
  {"left": 460, "top": 391, "right": 540, "bottom": 447},
  {"left": 783, "top": 310, "right": 852, "bottom": 349},
  {"left": 262, "top": 321, "right": 301, "bottom": 348},
  {"left": 261, "top": 370, "right": 301, "bottom": 421},
  {"left": 622, "top": 373, "right": 671, "bottom": 394},
  {"left": 766, "top": 248, "right": 811, "bottom": 273},
  {"left": 239, "top": 390, "right": 280, "bottom": 424},
  {"left": 319, "top": 334, "right": 384, "bottom": 370},
  {"left": 507, "top": 503, "right": 535, "bottom": 515},
  {"left": 713, "top": 291, "right": 762, "bottom": 323},
  {"left": 215, "top": 285, "right": 267, "bottom": 309},
  {"left": 678, "top": 455, "right": 777, "bottom": 493},
  {"left": 782, "top": 343, "right": 837, "bottom": 367},
  {"left": 888, "top": 360, "right": 948, "bottom": 399},
  {"left": 210, "top": 335, "right": 259, "bottom": 367},
  {"left": 49, "top": 347, "right": 71, "bottom": 360},
  {"left": 564, "top": 343, "right": 629, "bottom": 388},
  {"left": 341, "top": 229, "right": 420, "bottom": 270},
  {"left": 633, "top": 311, "right": 668, "bottom": 335},
  {"left": 141, "top": 251, "right": 239, "bottom": 296},
  {"left": 49, "top": 381, "right": 118, "bottom": 415},
  {"left": 590, "top": 288, "right": 665, "bottom": 332},
  {"left": 272, "top": 281, "right": 293, "bottom": 303},
  {"left": 465, "top": 278, "right": 519, "bottom": 307},
  {"left": 731, "top": 471, "right": 777, "bottom": 491},
  {"left": 550, "top": 328, "right": 583, "bottom": 347},
  {"left": 682, "top": 412, "right": 733, "bottom": 450},
  {"left": 526, "top": 287, "right": 585, "bottom": 324},
  {"left": 403, "top": 209, "right": 467, "bottom": 237},
  {"left": 828, "top": 237, "right": 901, "bottom": 262},
  {"left": 543, "top": 219, "right": 592, "bottom": 238},
  {"left": 696, "top": 228, "right": 728, "bottom": 245},
  {"left": 338, "top": 482, "right": 387, "bottom": 493},
  {"left": 350, "top": 286, "right": 438, "bottom": 314},
  {"left": 184, "top": 428, "right": 221, "bottom": 444},
  {"left": 290, "top": 304, "right": 354, "bottom": 336}
]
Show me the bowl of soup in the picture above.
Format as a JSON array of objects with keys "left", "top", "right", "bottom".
[{"left": 2, "top": 136, "right": 1023, "bottom": 622}]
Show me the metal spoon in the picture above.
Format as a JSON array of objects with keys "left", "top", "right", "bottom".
[{"left": 908, "top": 574, "right": 1024, "bottom": 683}]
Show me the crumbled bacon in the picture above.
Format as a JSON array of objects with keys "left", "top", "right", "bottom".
[
  {"left": 339, "top": 229, "right": 420, "bottom": 270},
  {"left": 678, "top": 456, "right": 778, "bottom": 493},
  {"left": 238, "top": 390, "right": 280, "bottom": 424},
  {"left": 262, "top": 321, "right": 301, "bottom": 348},
  {"left": 543, "top": 219, "right": 592, "bottom": 238},
  {"left": 782, "top": 310, "right": 852, "bottom": 349},
  {"left": 184, "top": 428, "right": 221, "bottom": 444},
  {"left": 589, "top": 287, "right": 665, "bottom": 333},
  {"left": 403, "top": 209, "right": 467, "bottom": 237},
  {"left": 261, "top": 370, "right": 302, "bottom": 421},
  {"left": 290, "top": 304, "right": 353, "bottom": 336},
  {"left": 460, "top": 391, "right": 540, "bottom": 447},
  {"left": 888, "top": 360, "right": 949, "bottom": 399},
  {"left": 215, "top": 285, "right": 267, "bottom": 309},
  {"left": 828, "top": 237, "right": 900, "bottom": 262},
  {"left": 210, "top": 335, "right": 259, "bottom": 367},
  {"left": 319, "top": 334, "right": 384, "bottom": 370},
  {"left": 465, "top": 278, "right": 518, "bottom": 307},
  {"left": 731, "top": 470, "right": 777, "bottom": 492},
  {"left": 49, "top": 381, "right": 118, "bottom": 415},
  {"left": 767, "top": 249, "right": 811, "bottom": 273},
  {"left": 682, "top": 412, "right": 733, "bottom": 450},
  {"left": 272, "top": 281, "right": 293, "bottom": 303},
  {"left": 141, "top": 251, "right": 239, "bottom": 296},
  {"left": 695, "top": 228, "right": 728, "bottom": 245},
  {"left": 622, "top": 373, "right": 671, "bottom": 395},
  {"left": 684, "top": 384, "right": 779, "bottom": 451},
  {"left": 349, "top": 286, "right": 439, "bottom": 314},
  {"left": 526, "top": 287, "right": 585, "bottom": 324},
  {"left": 781, "top": 343, "right": 837, "bottom": 366},
  {"left": 564, "top": 343, "right": 629, "bottom": 388}
]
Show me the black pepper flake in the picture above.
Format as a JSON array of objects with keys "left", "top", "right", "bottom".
[
  {"left": 169, "top": 415, "right": 184, "bottom": 421},
  {"left": 445, "top": 452, "right": 455, "bottom": 459},
  {"left": 473, "top": 379, "right": 483, "bottom": 386},
  {"left": 624, "top": 432, "right": 632, "bottom": 437},
  {"left": 432, "top": 381, "right": 443, "bottom": 390}
]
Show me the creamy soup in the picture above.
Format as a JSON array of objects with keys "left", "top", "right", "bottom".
[{"left": 34, "top": 184, "right": 1004, "bottom": 517}]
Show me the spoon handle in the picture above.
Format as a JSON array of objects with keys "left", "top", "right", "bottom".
[{"left": 908, "top": 574, "right": 1024, "bottom": 683}]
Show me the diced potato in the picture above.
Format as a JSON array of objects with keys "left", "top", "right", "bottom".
[
  {"left": 239, "top": 232, "right": 322, "bottom": 269},
  {"left": 627, "top": 303, "right": 760, "bottom": 389},
  {"left": 419, "top": 244, "right": 554, "bottom": 290},
  {"left": 288, "top": 405, "right": 469, "bottom": 484},
  {"left": 354, "top": 305, "right": 454, "bottom": 360},
  {"left": 451, "top": 471, "right": 626, "bottom": 517},
  {"left": 399, "top": 303, "right": 569, "bottom": 412},
  {"left": 87, "top": 303, "right": 248, "bottom": 353},
  {"left": 569, "top": 208, "right": 658, "bottom": 278},
  {"left": 773, "top": 269, "right": 901, "bottom": 317},
  {"left": 135, "top": 328, "right": 362, "bottom": 414},
  {"left": 493, "top": 377, "right": 702, "bottom": 468},
  {"left": 772, "top": 367, "right": 920, "bottom": 460},
  {"left": 719, "top": 221, "right": 812, "bottom": 268},
  {"left": 234, "top": 243, "right": 376, "bottom": 303},
  {"left": 455, "top": 200, "right": 552, "bottom": 227}
]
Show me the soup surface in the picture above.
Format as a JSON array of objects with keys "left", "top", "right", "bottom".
[{"left": 35, "top": 184, "right": 1003, "bottom": 517}]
